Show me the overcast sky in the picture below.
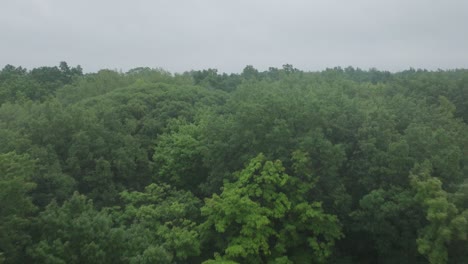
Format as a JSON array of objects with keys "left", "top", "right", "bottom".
[{"left": 1, "top": 0, "right": 468, "bottom": 73}]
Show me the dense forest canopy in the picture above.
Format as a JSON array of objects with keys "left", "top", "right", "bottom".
[{"left": 0, "top": 62, "right": 467, "bottom": 264}]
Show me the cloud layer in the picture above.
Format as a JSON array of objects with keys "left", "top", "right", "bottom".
[{"left": 1, "top": 0, "right": 467, "bottom": 73}]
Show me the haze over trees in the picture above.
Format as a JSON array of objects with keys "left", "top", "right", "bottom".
[{"left": 0, "top": 62, "right": 467, "bottom": 263}]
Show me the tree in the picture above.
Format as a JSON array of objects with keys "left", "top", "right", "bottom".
[
  {"left": 117, "top": 183, "right": 202, "bottom": 263},
  {"left": 153, "top": 120, "right": 208, "bottom": 194},
  {"left": 200, "top": 154, "right": 342, "bottom": 263},
  {"left": 29, "top": 192, "right": 125, "bottom": 264},
  {"left": 350, "top": 187, "right": 424, "bottom": 263},
  {"left": 0, "top": 152, "right": 37, "bottom": 263},
  {"left": 410, "top": 161, "right": 468, "bottom": 264}
]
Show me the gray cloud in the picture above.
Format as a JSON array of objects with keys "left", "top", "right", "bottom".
[{"left": 1, "top": 0, "right": 467, "bottom": 73}]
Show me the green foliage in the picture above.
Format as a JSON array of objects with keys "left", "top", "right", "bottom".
[
  {"left": 28, "top": 184, "right": 202, "bottom": 264},
  {"left": 0, "top": 62, "right": 82, "bottom": 104},
  {"left": 0, "top": 152, "right": 37, "bottom": 263},
  {"left": 350, "top": 187, "right": 424, "bottom": 263},
  {"left": 0, "top": 64, "right": 467, "bottom": 263},
  {"left": 29, "top": 192, "right": 124, "bottom": 264},
  {"left": 153, "top": 120, "right": 208, "bottom": 193},
  {"left": 200, "top": 154, "right": 342, "bottom": 263},
  {"left": 117, "top": 183, "right": 202, "bottom": 263},
  {"left": 410, "top": 162, "right": 468, "bottom": 264}
]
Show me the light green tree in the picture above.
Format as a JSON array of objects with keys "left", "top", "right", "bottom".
[
  {"left": 411, "top": 161, "right": 468, "bottom": 264},
  {"left": 200, "top": 154, "right": 342, "bottom": 263}
]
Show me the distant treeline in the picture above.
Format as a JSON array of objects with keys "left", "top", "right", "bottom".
[{"left": 0, "top": 63, "right": 467, "bottom": 263}]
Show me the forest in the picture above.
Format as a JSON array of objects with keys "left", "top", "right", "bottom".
[{"left": 0, "top": 62, "right": 467, "bottom": 264}]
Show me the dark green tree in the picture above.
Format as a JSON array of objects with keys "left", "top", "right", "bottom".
[{"left": 0, "top": 152, "right": 37, "bottom": 263}]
